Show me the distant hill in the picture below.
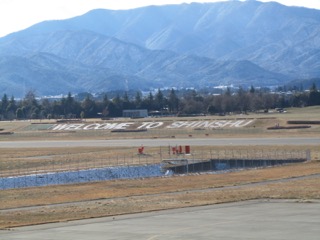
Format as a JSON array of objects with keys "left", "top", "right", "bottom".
[
  {"left": 286, "top": 78, "right": 320, "bottom": 90},
  {"left": 0, "top": 1, "right": 319, "bottom": 97}
]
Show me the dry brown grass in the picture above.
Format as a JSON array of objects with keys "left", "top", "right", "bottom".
[
  {"left": 1, "top": 145, "right": 318, "bottom": 177},
  {"left": 0, "top": 147, "right": 151, "bottom": 177},
  {"left": 1, "top": 107, "right": 320, "bottom": 229},
  {"left": 0, "top": 161, "right": 319, "bottom": 229},
  {"left": 1, "top": 106, "right": 320, "bottom": 141}
]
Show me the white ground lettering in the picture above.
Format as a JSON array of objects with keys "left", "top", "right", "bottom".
[
  {"left": 49, "top": 119, "right": 254, "bottom": 131},
  {"left": 209, "top": 121, "right": 236, "bottom": 128},
  {"left": 65, "top": 124, "right": 87, "bottom": 130},
  {"left": 95, "top": 124, "right": 110, "bottom": 130},
  {"left": 192, "top": 121, "right": 213, "bottom": 128},
  {"left": 83, "top": 124, "right": 100, "bottom": 130},
  {"left": 166, "top": 121, "right": 201, "bottom": 128},
  {"left": 83, "top": 123, "right": 134, "bottom": 130},
  {"left": 219, "top": 120, "right": 238, "bottom": 128},
  {"left": 50, "top": 124, "right": 85, "bottom": 131},
  {"left": 137, "top": 122, "right": 164, "bottom": 129},
  {"left": 233, "top": 120, "right": 254, "bottom": 127},
  {"left": 166, "top": 121, "right": 184, "bottom": 129},
  {"left": 101, "top": 123, "right": 119, "bottom": 130},
  {"left": 50, "top": 124, "right": 68, "bottom": 131}
]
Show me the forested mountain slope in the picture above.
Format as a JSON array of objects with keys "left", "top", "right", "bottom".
[{"left": 0, "top": 1, "right": 319, "bottom": 97}]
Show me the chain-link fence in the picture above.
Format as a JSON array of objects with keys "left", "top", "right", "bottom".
[
  {"left": 0, "top": 148, "right": 310, "bottom": 190},
  {"left": 162, "top": 148, "right": 309, "bottom": 174},
  {"left": 0, "top": 153, "right": 160, "bottom": 178}
]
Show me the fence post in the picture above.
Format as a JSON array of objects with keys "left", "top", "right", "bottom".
[
  {"left": 186, "top": 159, "right": 189, "bottom": 174},
  {"left": 306, "top": 150, "right": 311, "bottom": 161}
]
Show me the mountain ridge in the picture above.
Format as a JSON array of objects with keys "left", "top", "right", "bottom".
[{"left": 0, "top": 1, "right": 319, "bottom": 97}]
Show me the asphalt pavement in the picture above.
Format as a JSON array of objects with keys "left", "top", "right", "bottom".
[
  {"left": 1, "top": 137, "right": 320, "bottom": 148},
  {"left": 1, "top": 200, "right": 319, "bottom": 240}
]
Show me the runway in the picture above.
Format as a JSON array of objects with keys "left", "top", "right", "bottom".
[
  {"left": 1, "top": 137, "right": 320, "bottom": 148},
  {"left": 1, "top": 200, "right": 319, "bottom": 240}
]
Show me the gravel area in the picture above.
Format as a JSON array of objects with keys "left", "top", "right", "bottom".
[{"left": 0, "top": 164, "right": 172, "bottom": 190}]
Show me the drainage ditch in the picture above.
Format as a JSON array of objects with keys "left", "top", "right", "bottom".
[{"left": 0, "top": 158, "right": 307, "bottom": 190}]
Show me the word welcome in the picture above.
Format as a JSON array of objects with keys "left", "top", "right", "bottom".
[{"left": 49, "top": 120, "right": 254, "bottom": 131}]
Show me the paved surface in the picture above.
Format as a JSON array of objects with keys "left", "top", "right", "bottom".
[
  {"left": 1, "top": 200, "right": 319, "bottom": 240},
  {"left": 1, "top": 137, "right": 320, "bottom": 148}
]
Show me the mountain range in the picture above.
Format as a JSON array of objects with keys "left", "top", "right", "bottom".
[{"left": 0, "top": 0, "right": 319, "bottom": 97}]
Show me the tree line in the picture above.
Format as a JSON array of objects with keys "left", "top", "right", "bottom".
[{"left": 0, "top": 84, "right": 320, "bottom": 120}]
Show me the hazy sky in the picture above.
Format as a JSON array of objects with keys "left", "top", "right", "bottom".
[{"left": 0, "top": 0, "right": 319, "bottom": 37}]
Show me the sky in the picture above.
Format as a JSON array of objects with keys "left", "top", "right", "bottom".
[{"left": 0, "top": 0, "right": 319, "bottom": 37}]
